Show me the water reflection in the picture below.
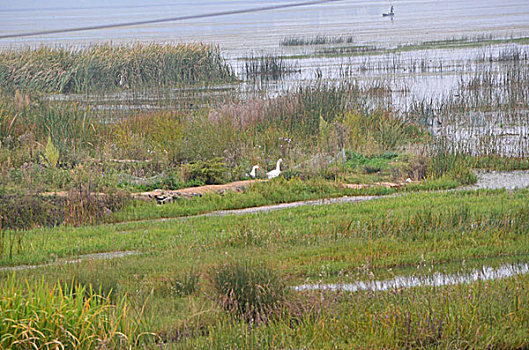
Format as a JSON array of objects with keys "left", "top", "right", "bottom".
[{"left": 294, "top": 262, "right": 529, "bottom": 292}]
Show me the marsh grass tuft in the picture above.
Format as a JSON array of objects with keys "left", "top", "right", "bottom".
[
  {"left": 243, "top": 54, "right": 299, "bottom": 80},
  {"left": 212, "top": 261, "right": 286, "bottom": 324},
  {"left": 280, "top": 34, "right": 355, "bottom": 46},
  {"left": 170, "top": 268, "right": 201, "bottom": 296}
]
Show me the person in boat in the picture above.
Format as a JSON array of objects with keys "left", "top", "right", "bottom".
[{"left": 382, "top": 5, "right": 394, "bottom": 16}]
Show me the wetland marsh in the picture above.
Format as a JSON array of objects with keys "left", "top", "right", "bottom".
[{"left": 1, "top": 0, "right": 529, "bottom": 348}]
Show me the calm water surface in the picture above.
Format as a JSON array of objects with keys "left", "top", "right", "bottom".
[{"left": 1, "top": 0, "right": 529, "bottom": 54}]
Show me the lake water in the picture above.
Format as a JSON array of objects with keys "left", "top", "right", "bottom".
[
  {"left": 2, "top": 0, "right": 529, "bottom": 54},
  {"left": 3, "top": 0, "right": 529, "bottom": 157}
]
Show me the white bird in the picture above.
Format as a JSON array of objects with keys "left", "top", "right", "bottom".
[
  {"left": 245, "top": 165, "right": 260, "bottom": 178},
  {"left": 266, "top": 158, "right": 282, "bottom": 179}
]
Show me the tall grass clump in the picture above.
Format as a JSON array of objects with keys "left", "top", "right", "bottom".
[
  {"left": 0, "top": 276, "right": 152, "bottom": 348},
  {"left": 212, "top": 261, "right": 286, "bottom": 324},
  {"left": 427, "top": 140, "right": 478, "bottom": 184},
  {"left": 170, "top": 268, "right": 201, "bottom": 297},
  {"left": 343, "top": 109, "right": 425, "bottom": 154},
  {"left": 0, "top": 95, "right": 95, "bottom": 163},
  {"left": 0, "top": 43, "right": 234, "bottom": 93},
  {"left": 243, "top": 54, "right": 299, "bottom": 80}
]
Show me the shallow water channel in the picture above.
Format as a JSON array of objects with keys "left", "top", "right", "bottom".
[{"left": 294, "top": 262, "right": 529, "bottom": 292}]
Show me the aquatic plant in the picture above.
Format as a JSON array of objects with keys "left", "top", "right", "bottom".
[
  {"left": 0, "top": 43, "right": 234, "bottom": 93},
  {"left": 280, "top": 34, "right": 355, "bottom": 46}
]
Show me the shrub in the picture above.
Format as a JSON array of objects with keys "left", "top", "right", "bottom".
[
  {"left": 42, "top": 135, "right": 60, "bottom": 168},
  {"left": 0, "top": 194, "right": 63, "bottom": 230},
  {"left": 186, "top": 158, "right": 228, "bottom": 185}
]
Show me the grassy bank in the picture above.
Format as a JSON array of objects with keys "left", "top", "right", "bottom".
[
  {"left": 2, "top": 189, "right": 529, "bottom": 347},
  {"left": 2, "top": 189, "right": 528, "bottom": 270}
]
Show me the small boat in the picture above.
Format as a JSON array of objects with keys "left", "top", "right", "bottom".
[{"left": 382, "top": 5, "right": 394, "bottom": 17}]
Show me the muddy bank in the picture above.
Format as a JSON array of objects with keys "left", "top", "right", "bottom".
[
  {"left": 134, "top": 179, "right": 405, "bottom": 204},
  {"left": 134, "top": 179, "right": 263, "bottom": 203}
]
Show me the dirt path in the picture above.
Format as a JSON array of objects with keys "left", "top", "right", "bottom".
[
  {"left": 134, "top": 179, "right": 405, "bottom": 204},
  {"left": 156, "top": 195, "right": 382, "bottom": 222},
  {"left": 134, "top": 179, "right": 265, "bottom": 203}
]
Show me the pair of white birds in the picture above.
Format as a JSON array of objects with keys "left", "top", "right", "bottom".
[{"left": 247, "top": 158, "right": 282, "bottom": 179}]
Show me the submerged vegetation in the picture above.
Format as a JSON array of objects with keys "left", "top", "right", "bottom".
[{"left": 1, "top": 35, "right": 529, "bottom": 347}]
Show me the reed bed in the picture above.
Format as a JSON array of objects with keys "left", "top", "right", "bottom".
[
  {"left": 280, "top": 34, "right": 355, "bottom": 46},
  {"left": 1, "top": 42, "right": 528, "bottom": 235},
  {"left": 0, "top": 43, "right": 234, "bottom": 93},
  {"left": 242, "top": 54, "right": 299, "bottom": 80}
]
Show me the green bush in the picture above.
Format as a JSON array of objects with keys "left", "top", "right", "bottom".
[{"left": 186, "top": 158, "right": 228, "bottom": 185}]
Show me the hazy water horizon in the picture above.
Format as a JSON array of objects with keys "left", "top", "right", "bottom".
[{"left": 1, "top": 0, "right": 529, "bottom": 54}]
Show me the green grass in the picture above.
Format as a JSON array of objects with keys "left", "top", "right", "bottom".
[
  {"left": 185, "top": 274, "right": 529, "bottom": 348},
  {"left": 2, "top": 189, "right": 529, "bottom": 347},
  {"left": 2, "top": 189, "right": 528, "bottom": 271},
  {"left": 112, "top": 178, "right": 397, "bottom": 223},
  {"left": 0, "top": 276, "right": 152, "bottom": 348}
]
